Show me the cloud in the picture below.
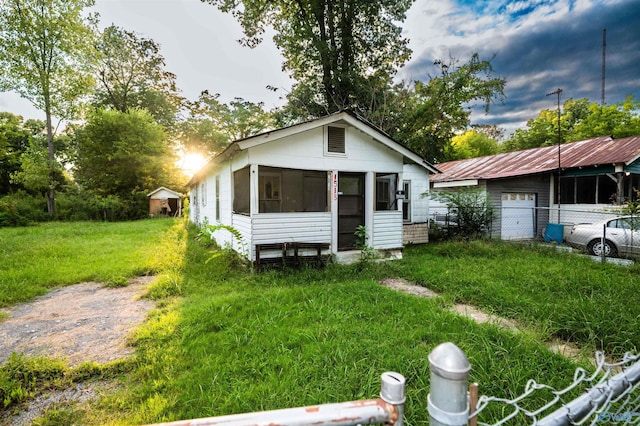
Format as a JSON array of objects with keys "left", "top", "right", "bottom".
[{"left": 402, "top": 0, "right": 640, "bottom": 135}]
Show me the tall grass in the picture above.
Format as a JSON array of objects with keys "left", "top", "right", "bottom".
[
  {"left": 0, "top": 219, "right": 177, "bottom": 307},
  {"left": 3, "top": 222, "right": 637, "bottom": 425},
  {"left": 392, "top": 241, "right": 640, "bottom": 355},
  {"left": 90, "top": 229, "right": 582, "bottom": 425}
]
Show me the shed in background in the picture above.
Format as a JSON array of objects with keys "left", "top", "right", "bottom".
[{"left": 148, "top": 187, "right": 183, "bottom": 217}]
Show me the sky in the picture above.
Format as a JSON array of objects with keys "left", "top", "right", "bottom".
[{"left": 1, "top": 0, "right": 639, "bottom": 137}]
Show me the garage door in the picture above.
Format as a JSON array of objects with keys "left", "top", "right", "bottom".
[{"left": 501, "top": 193, "right": 536, "bottom": 240}]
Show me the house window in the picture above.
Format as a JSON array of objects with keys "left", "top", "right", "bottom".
[
  {"left": 402, "top": 181, "right": 411, "bottom": 222},
  {"left": 215, "top": 176, "right": 220, "bottom": 221},
  {"left": 200, "top": 183, "right": 207, "bottom": 206},
  {"left": 259, "top": 166, "right": 328, "bottom": 213},
  {"left": 233, "top": 167, "right": 250, "bottom": 214},
  {"left": 376, "top": 173, "right": 398, "bottom": 211},
  {"left": 326, "top": 126, "right": 346, "bottom": 154}
]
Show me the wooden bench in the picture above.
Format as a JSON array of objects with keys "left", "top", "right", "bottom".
[{"left": 254, "top": 242, "right": 330, "bottom": 271}]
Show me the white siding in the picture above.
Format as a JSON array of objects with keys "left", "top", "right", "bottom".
[
  {"left": 373, "top": 211, "right": 403, "bottom": 249},
  {"left": 252, "top": 213, "right": 332, "bottom": 244},
  {"left": 249, "top": 127, "right": 404, "bottom": 174},
  {"left": 231, "top": 214, "right": 252, "bottom": 258},
  {"left": 149, "top": 189, "right": 179, "bottom": 200},
  {"left": 403, "top": 164, "right": 430, "bottom": 224}
]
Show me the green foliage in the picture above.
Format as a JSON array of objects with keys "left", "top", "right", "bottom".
[
  {"left": 503, "top": 95, "right": 640, "bottom": 152},
  {"left": 353, "top": 225, "right": 376, "bottom": 263},
  {"left": 395, "top": 54, "right": 506, "bottom": 162},
  {"left": 198, "top": 223, "right": 250, "bottom": 266},
  {"left": 10, "top": 138, "right": 65, "bottom": 196},
  {"left": 205, "top": 0, "right": 413, "bottom": 116},
  {"left": 0, "top": 191, "right": 48, "bottom": 226},
  {"left": 181, "top": 91, "right": 273, "bottom": 156},
  {"left": 449, "top": 129, "right": 500, "bottom": 160},
  {"left": 0, "top": 112, "right": 43, "bottom": 194},
  {"left": 5, "top": 220, "right": 640, "bottom": 423},
  {"left": 73, "top": 108, "right": 182, "bottom": 198},
  {"left": 93, "top": 25, "right": 182, "bottom": 129},
  {"left": 430, "top": 187, "right": 495, "bottom": 239},
  {"left": 0, "top": 0, "right": 98, "bottom": 215}
]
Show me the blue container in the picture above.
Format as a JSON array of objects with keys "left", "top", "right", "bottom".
[{"left": 544, "top": 223, "right": 564, "bottom": 243}]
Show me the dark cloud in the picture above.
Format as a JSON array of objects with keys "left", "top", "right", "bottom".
[{"left": 404, "top": 0, "right": 640, "bottom": 134}]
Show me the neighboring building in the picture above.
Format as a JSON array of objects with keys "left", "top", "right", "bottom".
[
  {"left": 187, "top": 111, "right": 439, "bottom": 264},
  {"left": 147, "top": 187, "right": 183, "bottom": 217},
  {"left": 430, "top": 136, "right": 640, "bottom": 240}
]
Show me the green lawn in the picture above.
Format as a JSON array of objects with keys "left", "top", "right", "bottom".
[
  {"left": 1, "top": 220, "right": 638, "bottom": 425},
  {"left": 0, "top": 219, "right": 178, "bottom": 307}
]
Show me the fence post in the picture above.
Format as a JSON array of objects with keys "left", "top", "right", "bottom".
[
  {"left": 428, "top": 342, "right": 471, "bottom": 426},
  {"left": 380, "top": 372, "right": 406, "bottom": 426}
]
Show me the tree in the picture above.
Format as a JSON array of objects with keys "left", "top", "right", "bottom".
[
  {"left": 570, "top": 95, "right": 640, "bottom": 141},
  {"left": 450, "top": 129, "right": 499, "bottom": 160},
  {"left": 0, "top": 0, "right": 97, "bottom": 215},
  {"left": 180, "top": 91, "right": 273, "bottom": 157},
  {"left": 203, "top": 0, "right": 414, "bottom": 115},
  {"left": 395, "top": 54, "right": 506, "bottom": 162},
  {"left": 0, "top": 112, "right": 43, "bottom": 194},
  {"left": 93, "top": 25, "right": 182, "bottom": 128},
  {"left": 503, "top": 96, "right": 640, "bottom": 152},
  {"left": 74, "top": 108, "right": 182, "bottom": 197}
]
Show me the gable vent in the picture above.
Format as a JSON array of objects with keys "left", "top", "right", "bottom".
[{"left": 327, "top": 126, "right": 345, "bottom": 153}]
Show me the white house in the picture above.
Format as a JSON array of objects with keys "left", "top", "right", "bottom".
[{"left": 187, "top": 111, "right": 439, "bottom": 265}]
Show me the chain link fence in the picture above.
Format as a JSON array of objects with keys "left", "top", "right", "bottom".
[
  {"left": 471, "top": 351, "right": 640, "bottom": 426},
  {"left": 428, "top": 343, "right": 640, "bottom": 426}
]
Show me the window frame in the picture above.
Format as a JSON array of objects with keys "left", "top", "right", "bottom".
[
  {"left": 375, "top": 172, "right": 398, "bottom": 211},
  {"left": 402, "top": 180, "right": 411, "bottom": 222}
]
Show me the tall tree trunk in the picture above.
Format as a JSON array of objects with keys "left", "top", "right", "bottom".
[{"left": 45, "top": 101, "right": 55, "bottom": 216}]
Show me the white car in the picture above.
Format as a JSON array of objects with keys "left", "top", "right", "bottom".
[{"left": 566, "top": 216, "right": 640, "bottom": 258}]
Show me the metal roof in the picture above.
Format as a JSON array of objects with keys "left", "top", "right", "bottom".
[{"left": 431, "top": 135, "right": 640, "bottom": 183}]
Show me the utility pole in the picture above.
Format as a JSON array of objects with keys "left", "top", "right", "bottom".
[
  {"left": 602, "top": 28, "right": 606, "bottom": 105},
  {"left": 547, "top": 88, "right": 563, "bottom": 223}
]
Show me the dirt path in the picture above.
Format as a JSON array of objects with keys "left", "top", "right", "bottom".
[
  {"left": 0, "top": 277, "right": 156, "bottom": 425},
  {"left": 0, "top": 276, "right": 155, "bottom": 367}
]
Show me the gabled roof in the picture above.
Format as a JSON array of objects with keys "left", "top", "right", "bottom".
[
  {"left": 188, "top": 111, "right": 440, "bottom": 187},
  {"left": 431, "top": 135, "right": 640, "bottom": 183},
  {"left": 147, "top": 186, "right": 183, "bottom": 198}
]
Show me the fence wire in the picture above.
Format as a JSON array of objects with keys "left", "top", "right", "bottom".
[{"left": 470, "top": 352, "right": 640, "bottom": 426}]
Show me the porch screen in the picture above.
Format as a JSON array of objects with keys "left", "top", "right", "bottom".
[
  {"left": 558, "top": 174, "right": 632, "bottom": 204},
  {"left": 259, "top": 166, "right": 328, "bottom": 213}
]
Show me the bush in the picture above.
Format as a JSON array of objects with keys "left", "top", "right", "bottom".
[
  {"left": 0, "top": 191, "right": 48, "bottom": 227},
  {"left": 430, "top": 188, "right": 495, "bottom": 240}
]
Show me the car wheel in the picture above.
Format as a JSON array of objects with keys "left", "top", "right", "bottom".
[{"left": 587, "top": 239, "right": 618, "bottom": 257}]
